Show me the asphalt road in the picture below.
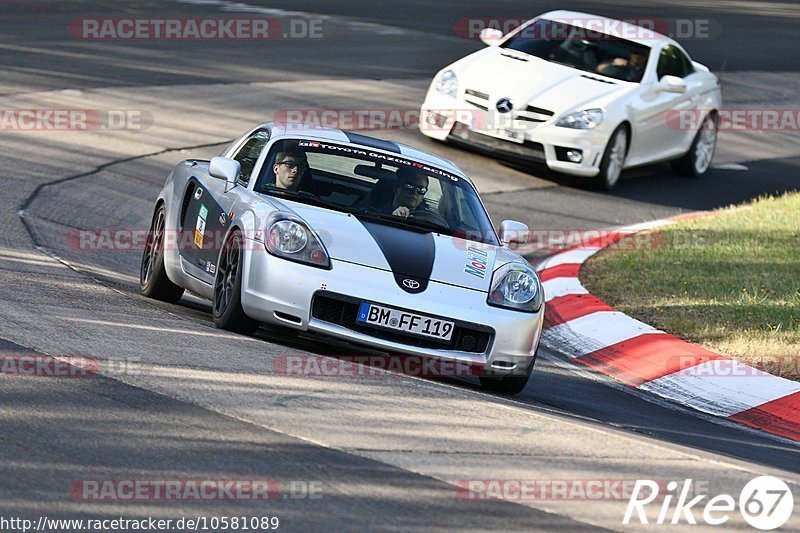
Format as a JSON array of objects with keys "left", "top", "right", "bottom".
[{"left": 1, "top": 1, "right": 799, "bottom": 531}]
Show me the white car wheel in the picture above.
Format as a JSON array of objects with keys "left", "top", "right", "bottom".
[
  {"left": 672, "top": 113, "right": 717, "bottom": 177},
  {"left": 595, "top": 126, "right": 628, "bottom": 190}
]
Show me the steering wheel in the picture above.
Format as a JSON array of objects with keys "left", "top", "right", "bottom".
[{"left": 408, "top": 208, "right": 449, "bottom": 228}]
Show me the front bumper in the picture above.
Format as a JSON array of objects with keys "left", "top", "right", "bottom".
[
  {"left": 240, "top": 241, "right": 543, "bottom": 376},
  {"left": 420, "top": 94, "right": 613, "bottom": 178}
]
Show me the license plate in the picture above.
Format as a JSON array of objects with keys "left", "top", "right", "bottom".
[
  {"left": 504, "top": 128, "right": 525, "bottom": 143},
  {"left": 357, "top": 302, "right": 455, "bottom": 341}
]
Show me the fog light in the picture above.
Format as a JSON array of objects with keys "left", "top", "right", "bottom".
[
  {"left": 460, "top": 335, "right": 476, "bottom": 352},
  {"left": 566, "top": 150, "right": 583, "bottom": 163},
  {"left": 426, "top": 111, "right": 448, "bottom": 128}
]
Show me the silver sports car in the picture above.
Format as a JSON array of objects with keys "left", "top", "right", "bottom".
[{"left": 140, "top": 123, "right": 544, "bottom": 394}]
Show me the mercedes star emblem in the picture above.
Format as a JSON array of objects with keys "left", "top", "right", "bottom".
[{"left": 496, "top": 97, "right": 513, "bottom": 113}]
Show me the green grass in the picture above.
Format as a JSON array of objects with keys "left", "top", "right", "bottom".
[{"left": 582, "top": 192, "right": 800, "bottom": 380}]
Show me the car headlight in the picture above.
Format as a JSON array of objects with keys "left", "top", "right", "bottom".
[
  {"left": 556, "top": 108, "right": 604, "bottom": 129},
  {"left": 487, "top": 262, "right": 543, "bottom": 312},
  {"left": 435, "top": 69, "right": 458, "bottom": 98},
  {"left": 265, "top": 214, "right": 331, "bottom": 269}
]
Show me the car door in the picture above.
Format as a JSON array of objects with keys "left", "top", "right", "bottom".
[
  {"left": 627, "top": 45, "right": 699, "bottom": 164},
  {"left": 179, "top": 129, "right": 270, "bottom": 284},
  {"left": 179, "top": 175, "right": 234, "bottom": 284}
]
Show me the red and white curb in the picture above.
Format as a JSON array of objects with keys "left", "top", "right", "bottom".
[{"left": 534, "top": 215, "right": 800, "bottom": 442}]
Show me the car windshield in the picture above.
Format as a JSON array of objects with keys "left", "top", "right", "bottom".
[
  {"left": 501, "top": 18, "right": 651, "bottom": 83},
  {"left": 254, "top": 138, "right": 499, "bottom": 245}
]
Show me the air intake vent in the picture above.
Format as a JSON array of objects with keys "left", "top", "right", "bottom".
[
  {"left": 465, "top": 89, "right": 489, "bottom": 100},
  {"left": 500, "top": 53, "right": 528, "bottom": 62},
  {"left": 179, "top": 182, "right": 196, "bottom": 231},
  {"left": 464, "top": 88, "right": 490, "bottom": 111},
  {"left": 525, "top": 105, "right": 554, "bottom": 116},
  {"left": 580, "top": 74, "right": 617, "bottom": 84},
  {"left": 514, "top": 104, "right": 554, "bottom": 126},
  {"left": 515, "top": 116, "right": 547, "bottom": 123}
]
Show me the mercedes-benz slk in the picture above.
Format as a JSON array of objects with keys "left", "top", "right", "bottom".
[{"left": 420, "top": 10, "right": 721, "bottom": 189}]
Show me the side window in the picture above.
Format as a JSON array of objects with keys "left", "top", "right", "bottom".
[
  {"left": 657, "top": 45, "right": 690, "bottom": 79},
  {"left": 231, "top": 129, "right": 269, "bottom": 184}
]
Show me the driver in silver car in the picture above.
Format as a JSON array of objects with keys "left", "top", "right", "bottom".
[
  {"left": 390, "top": 167, "right": 430, "bottom": 218},
  {"left": 271, "top": 151, "right": 308, "bottom": 190}
]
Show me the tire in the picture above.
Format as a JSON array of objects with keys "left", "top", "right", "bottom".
[
  {"left": 140, "top": 204, "right": 184, "bottom": 303},
  {"left": 213, "top": 229, "right": 259, "bottom": 335},
  {"left": 671, "top": 112, "right": 717, "bottom": 177},
  {"left": 593, "top": 125, "right": 629, "bottom": 191},
  {"left": 479, "top": 355, "right": 536, "bottom": 395}
]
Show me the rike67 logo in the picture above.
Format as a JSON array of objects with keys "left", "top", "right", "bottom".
[{"left": 624, "top": 477, "right": 793, "bottom": 530}]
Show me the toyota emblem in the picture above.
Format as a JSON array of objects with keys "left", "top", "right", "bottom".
[
  {"left": 402, "top": 279, "right": 420, "bottom": 290},
  {"left": 496, "top": 97, "right": 513, "bottom": 113}
]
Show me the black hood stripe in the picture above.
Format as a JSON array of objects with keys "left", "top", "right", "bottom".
[{"left": 360, "top": 221, "right": 434, "bottom": 293}]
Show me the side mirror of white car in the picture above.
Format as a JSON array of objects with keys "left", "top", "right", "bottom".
[
  {"left": 209, "top": 156, "right": 241, "bottom": 190},
  {"left": 499, "top": 220, "right": 529, "bottom": 246},
  {"left": 658, "top": 75, "right": 688, "bottom": 93},
  {"left": 479, "top": 27, "right": 503, "bottom": 46}
]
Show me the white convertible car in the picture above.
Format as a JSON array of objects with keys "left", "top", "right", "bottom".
[{"left": 420, "top": 10, "right": 722, "bottom": 189}]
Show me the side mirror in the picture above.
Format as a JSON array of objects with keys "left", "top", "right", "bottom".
[
  {"left": 499, "top": 220, "right": 529, "bottom": 246},
  {"left": 479, "top": 27, "right": 503, "bottom": 46},
  {"left": 209, "top": 157, "right": 241, "bottom": 190},
  {"left": 658, "top": 75, "right": 687, "bottom": 93}
]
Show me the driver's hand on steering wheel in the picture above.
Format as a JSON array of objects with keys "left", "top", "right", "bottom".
[{"left": 392, "top": 206, "right": 411, "bottom": 218}]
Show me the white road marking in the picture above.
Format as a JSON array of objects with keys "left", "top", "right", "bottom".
[
  {"left": 537, "top": 247, "right": 601, "bottom": 270},
  {"left": 641, "top": 361, "right": 800, "bottom": 417},
  {"left": 542, "top": 277, "right": 588, "bottom": 301},
  {"left": 711, "top": 163, "right": 749, "bottom": 171},
  {"left": 545, "top": 313, "right": 661, "bottom": 358},
  {"left": 61, "top": 317, "right": 261, "bottom": 341}
]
